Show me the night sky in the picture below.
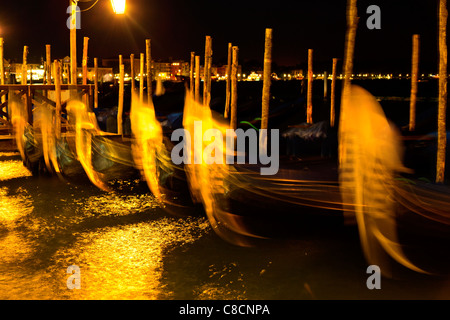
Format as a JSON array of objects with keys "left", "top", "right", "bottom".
[{"left": 0, "top": 0, "right": 444, "bottom": 73}]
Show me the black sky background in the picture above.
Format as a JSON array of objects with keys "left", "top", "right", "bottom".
[{"left": 0, "top": 0, "right": 445, "bottom": 73}]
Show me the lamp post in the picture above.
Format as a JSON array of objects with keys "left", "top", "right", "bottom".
[
  {"left": 69, "top": 1, "right": 77, "bottom": 85},
  {"left": 69, "top": 0, "right": 126, "bottom": 85}
]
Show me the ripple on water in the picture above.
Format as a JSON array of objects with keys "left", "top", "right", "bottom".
[
  {"left": 45, "top": 217, "right": 211, "bottom": 300},
  {"left": 0, "top": 157, "right": 32, "bottom": 181},
  {"left": 74, "top": 192, "right": 162, "bottom": 218},
  {"left": 0, "top": 187, "right": 34, "bottom": 229}
]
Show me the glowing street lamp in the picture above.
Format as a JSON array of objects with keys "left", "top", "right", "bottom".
[
  {"left": 77, "top": 0, "right": 126, "bottom": 14},
  {"left": 111, "top": 0, "right": 126, "bottom": 14}
]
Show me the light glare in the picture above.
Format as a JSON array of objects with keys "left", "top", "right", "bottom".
[{"left": 111, "top": 0, "right": 126, "bottom": 14}]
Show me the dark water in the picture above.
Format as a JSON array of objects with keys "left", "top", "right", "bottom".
[
  {"left": 98, "top": 77, "right": 446, "bottom": 134},
  {"left": 1, "top": 151, "right": 448, "bottom": 300},
  {"left": 1, "top": 79, "right": 449, "bottom": 300}
]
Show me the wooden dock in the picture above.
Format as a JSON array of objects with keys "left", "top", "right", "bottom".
[
  {"left": 0, "top": 84, "right": 94, "bottom": 150},
  {"left": 0, "top": 84, "right": 93, "bottom": 123}
]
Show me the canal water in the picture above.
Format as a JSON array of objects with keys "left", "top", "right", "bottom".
[
  {"left": 1, "top": 79, "right": 449, "bottom": 300},
  {"left": 0, "top": 150, "right": 449, "bottom": 300}
]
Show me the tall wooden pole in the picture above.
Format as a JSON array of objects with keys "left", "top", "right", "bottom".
[
  {"left": 208, "top": 36, "right": 213, "bottom": 105},
  {"left": 82, "top": 37, "right": 89, "bottom": 85},
  {"left": 330, "top": 58, "right": 338, "bottom": 127},
  {"left": 341, "top": 0, "right": 358, "bottom": 127},
  {"left": 410, "top": 34, "right": 420, "bottom": 132},
  {"left": 0, "top": 38, "right": 4, "bottom": 85},
  {"left": 23, "top": 45, "right": 31, "bottom": 121},
  {"left": 307, "top": 49, "right": 313, "bottom": 124},
  {"left": 190, "top": 51, "right": 195, "bottom": 97},
  {"left": 224, "top": 42, "right": 232, "bottom": 118},
  {"left": 118, "top": 64, "right": 124, "bottom": 135},
  {"left": 54, "top": 60, "right": 62, "bottom": 140},
  {"left": 45, "top": 45, "right": 51, "bottom": 84},
  {"left": 118, "top": 54, "right": 122, "bottom": 88},
  {"left": 146, "top": 39, "right": 152, "bottom": 105},
  {"left": 22, "top": 46, "right": 28, "bottom": 85},
  {"left": 195, "top": 55, "right": 200, "bottom": 102},
  {"left": 130, "top": 54, "right": 135, "bottom": 93},
  {"left": 437, "top": 0, "right": 448, "bottom": 183},
  {"left": 139, "top": 53, "right": 144, "bottom": 105},
  {"left": 261, "top": 28, "right": 272, "bottom": 130},
  {"left": 203, "top": 35, "right": 212, "bottom": 106},
  {"left": 230, "top": 46, "right": 239, "bottom": 130},
  {"left": 70, "top": 0, "right": 77, "bottom": 85},
  {"left": 0, "top": 38, "right": 5, "bottom": 105},
  {"left": 94, "top": 57, "right": 98, "bottom": 109}
]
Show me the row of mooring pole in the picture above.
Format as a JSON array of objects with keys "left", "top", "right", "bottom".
[{"left": 0, "top": 0, "right": 446, "bottom": 182}]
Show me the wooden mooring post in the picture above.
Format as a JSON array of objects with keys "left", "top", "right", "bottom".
[
  {"left": 437, "top": 0, "right": 447, "bottom": 183},
  {"left": 230, "top": 46, "right": 239, "bottom": 130},
  {"left": 261, "top": 28, "right": 272, "bottom": 130},
  {"left": 45, "top": 45, "right": 51, "bottom": 85},
  {"left": 118, "top": 64, "right": 125, "bottom": 135},
  {"left": 409, "top": 34, "right": 420, "bottom": 132},
  {"left": 224, "top": 42, "right": 232, "bottom": 118},
  {"left": 195, "top": 55, "right": 200, "bottom": 102},
  {"left": 307, "top": 49, "right": 313, "bottom": 124},
  {"left": 22, "top": 46, "right": 28, "bottom": 85},
  {"left": 190, "top": 52, "right": 195, "bottom": 98},
  {"left": 94, "top": 58, "right": 98, "bottom": 109},
  {"left": 54, "top": 60, "right": 62, "bottom": 139},
  {"left": 130, "top": 54, "right": 135, "bottom": 93},
  {"left": 340, "top": 0, "right": 358, "bottom": 129},
  {"left": 82, "top": 37, "right": 89, "bottom": 85},
  {"left": 140, "top": 53, "right": 144, "bottom": 105},
  {"left": 203, "top": 36, "right": 212, "bottom": 106},
  {"left": 330, "top": 58, "right": 338, "bottom": 128},
  {"left": 0, "top": 38, "right": 5, "bottom": 106},
  {"left": 146, "top": 39, "right": 152, "bottom": 105}
]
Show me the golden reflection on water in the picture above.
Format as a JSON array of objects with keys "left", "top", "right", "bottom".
[
  {"left": 0, "top": 156, "right": 32, "bottom": 181},
  {"left": 0, "top": 232, "right": 33, "bottom": 264},
  {"left": 0, "top": 187, "right": 33, "bottom": 228},
  {"left": 0, "top": 153, "right": 34, "bottom": 228},
  {"left": 50, "top": 217, "right": 210, "bottom": 300},
  {"left": 74, "top": 192, "right": 161, "bottom": 217},
  {"left": 0, "top": 152, "right": 213, "bottom": 299}
]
